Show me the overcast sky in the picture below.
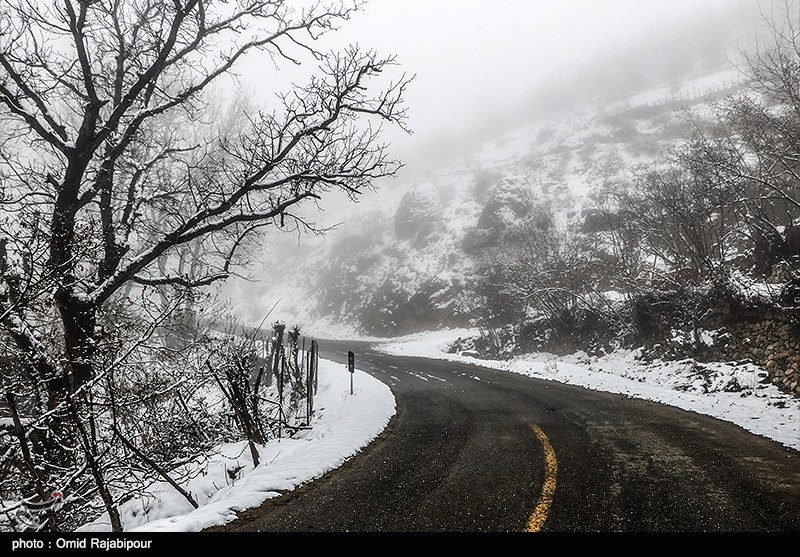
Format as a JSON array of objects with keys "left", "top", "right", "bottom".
[
  {"left": 306, "top": 0, "right": 758, "bottom": 171},
  {"left": 230, "top": 0, "right": 771, "bottom": 177}
]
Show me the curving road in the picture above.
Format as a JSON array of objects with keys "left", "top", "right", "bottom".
[{"left": 213, "top": 340, "right": 800, "bottom": 532}]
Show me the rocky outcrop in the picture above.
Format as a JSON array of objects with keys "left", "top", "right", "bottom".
[{"left": 393, "top": 184, "right": 443, "bottom": 244}]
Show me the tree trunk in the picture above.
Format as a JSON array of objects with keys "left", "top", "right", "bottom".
[{"left": 52, "top": 297, "right": 97, "bottom": 406}]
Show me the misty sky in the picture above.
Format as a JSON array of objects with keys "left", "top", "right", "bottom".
[
  {"left": 223, "top": 0, "right": 773, "bottom": 241},
  {"left": 228, "top": 0, "right": 774, "bottom": 177},
  {"left": 311, "top": 0, "right": 757, "bottom": 171}
]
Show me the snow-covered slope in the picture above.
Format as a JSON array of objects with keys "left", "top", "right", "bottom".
[{"left": 226, "top": 67, "right": 746, "bottom": 336}]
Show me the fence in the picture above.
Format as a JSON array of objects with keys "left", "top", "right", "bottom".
[{"left": 259, "top": 323, "right": 319, "bottom": 438}]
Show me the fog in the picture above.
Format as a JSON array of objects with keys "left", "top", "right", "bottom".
[
  {"left": 231, "top": 1, "right": 769, "bottom": 179},
  {"left": 315, "top": 0, "right": 768, "bottom": 174},
  {"left": 231, "top": 0, "right": 775, "bottom": 188},
  {"left": 221, "top": 0, "right": 783, "bottom": 321}
]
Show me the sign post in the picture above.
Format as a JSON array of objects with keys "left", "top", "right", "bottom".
[{"left": 347, "top": 351, "right": 355, "bottom": 395}]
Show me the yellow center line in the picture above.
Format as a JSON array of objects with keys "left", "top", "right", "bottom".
[{"left": 525, "top": 423, "right": 558, "bottom": 532}]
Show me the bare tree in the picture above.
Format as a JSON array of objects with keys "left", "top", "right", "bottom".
[
  {"left": 671, "top": 2, "right": 800, "bottom": 279},
  {"left": 0, "top": 0, "right": 408, "bottom": 409},
  {"left": 0, "top": 0, "right": 409, "bottom": 531},
  {"left": 492, "top": 209, "right": 604, "bottom": 319},
  {"left": 619, "top": 163, "right": 735, "bottom": 283}
]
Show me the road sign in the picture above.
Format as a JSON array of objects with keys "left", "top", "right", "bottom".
[{"left": 348, "top": 351, "right": 355, "bottom": 395}]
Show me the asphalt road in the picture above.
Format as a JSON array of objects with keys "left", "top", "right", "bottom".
[{"left": 214, "top": 340, "right": 800, "bottom": 532}]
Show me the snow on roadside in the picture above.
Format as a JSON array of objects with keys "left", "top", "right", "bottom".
[
  {"left": 376, "top": 329, "right": 800, "bottom": 451},
  {"left": 77, "top": 359, "right": 395, "bottom": 532}
]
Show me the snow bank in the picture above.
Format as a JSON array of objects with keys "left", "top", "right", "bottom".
[
  {"left": 78, "top": 359, "right": 395, "bottom": 532},
  {"left": 378, "top": 329, "right": 800, "bottom": 451}
]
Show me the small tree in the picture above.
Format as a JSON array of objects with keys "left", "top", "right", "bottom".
[{"left": 619, "top": 162, "right": 735, "bottom": 282}]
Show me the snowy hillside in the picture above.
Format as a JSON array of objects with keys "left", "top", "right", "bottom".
[{"left": 226, "top": 67, "right": 746, "bottom": 336}]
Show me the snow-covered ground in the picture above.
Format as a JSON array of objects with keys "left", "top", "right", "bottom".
[
  {"left": 376, "top": 328, "right": 800, "bottom": 451},
  {"left": 77, "top": 359, "right": 395, "bottom": 532},
  {"left": 72, "top": 325, "right": 799, "bottom": 532}
]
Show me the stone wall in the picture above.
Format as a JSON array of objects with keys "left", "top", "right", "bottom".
[
  {"left": 728, "top": 313, "right": 800, "bottom": 396},
  {"left": 640, "top": 305, "right": 800, "bottom": 397}
]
